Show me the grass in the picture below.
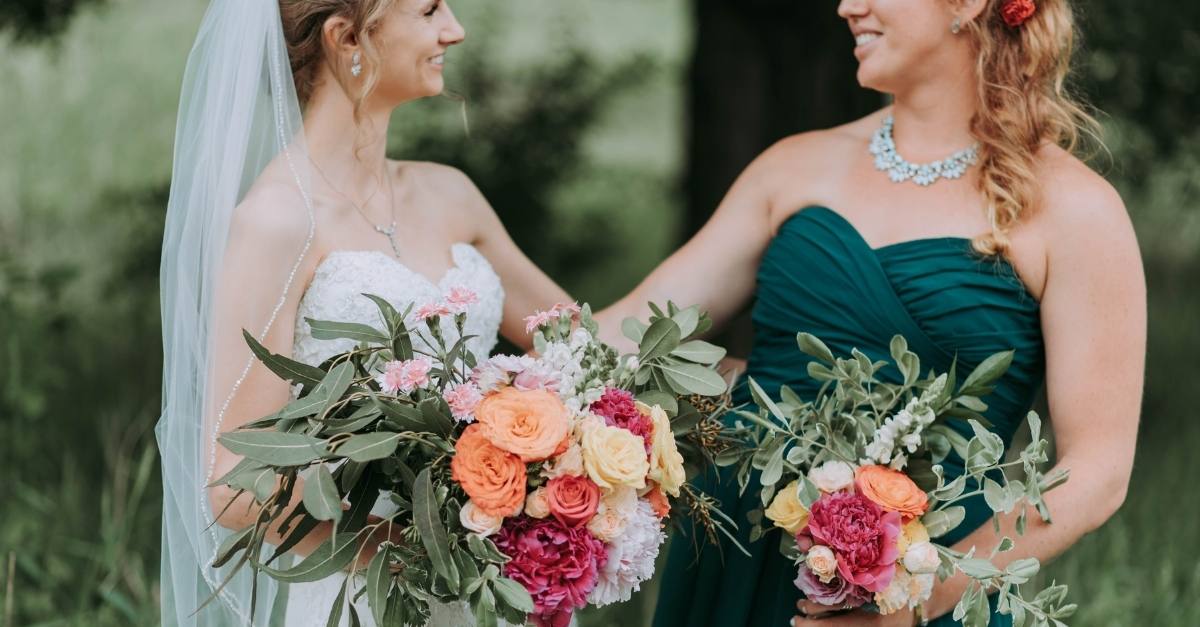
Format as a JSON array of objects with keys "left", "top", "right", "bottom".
[{"left": 2, "top": 0, "right": 1198, "bottom": 625}]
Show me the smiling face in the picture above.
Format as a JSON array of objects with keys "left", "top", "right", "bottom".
[
  {"left": 367, "top": 0, "right": 465, "bottom": 104},
  {"left": 836, "top": 0, "right": 970, "bottom": 95}
]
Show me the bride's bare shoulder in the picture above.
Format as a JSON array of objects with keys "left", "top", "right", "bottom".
[{"left": 228, "top": 166, "right": 314, "bottom": 249}]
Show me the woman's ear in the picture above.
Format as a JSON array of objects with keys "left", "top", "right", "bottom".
[
  {"left": 954, "top": 0, "right": 991, "bottom": 25},
  {"left": 321, "top": 14, "right": 359, "bottom": 63}
]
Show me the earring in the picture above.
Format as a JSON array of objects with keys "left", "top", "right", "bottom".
[
  {"left": 950, "top": 17, "right": 962, "bottom": 34},
  {"left": 350, "top": 51, "right": 362, "bottom": 78}
]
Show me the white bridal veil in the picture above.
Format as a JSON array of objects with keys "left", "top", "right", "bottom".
[{"left": 156, "top": 0, "right": 314, "bottom": 624}]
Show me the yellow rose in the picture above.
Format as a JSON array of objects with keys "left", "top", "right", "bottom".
[
  {"left": 581, "top": 423, "right": 649, "bottom": 491},
  {"left": 897, "top": 518, "right": 931, "bottom": 557},
  {"left": 642, "top": 403, "right": 686, "bottom": 497},
  {"left": 764, "top": 480, "right": 810, "bottom": 535}
]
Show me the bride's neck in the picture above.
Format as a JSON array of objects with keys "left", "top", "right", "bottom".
[{"left": 303, "top": 83, "right": 394, "bottom": 190}]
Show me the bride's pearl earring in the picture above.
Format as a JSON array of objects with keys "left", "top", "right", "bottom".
[
  {"left": 950, "top": 17, "right": 962, "bottom": 34},
  {"left": 350, "top": 51, "right": 362, "bottom": 78}
]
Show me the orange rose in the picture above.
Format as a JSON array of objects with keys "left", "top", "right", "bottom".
[
  {"left": 451, "top": 424, "right": 527, "bottom": 517},
  {"left": 855, "top": 465, "right": 929, "bottom": 522},
  {"left": 475, "top": 387, "right": 571, "bottom": 462}
]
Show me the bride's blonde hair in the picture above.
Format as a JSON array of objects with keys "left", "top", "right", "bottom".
[
  {"left": 279, "top": 0, "right": 395, "bottom": 123},
  {"left": 961, "top": 0, "right": 1101, "bottom": 255}
]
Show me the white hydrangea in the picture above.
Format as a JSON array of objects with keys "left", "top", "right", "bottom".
[{"left": 587, "top": 500, "right": 666, "bottom": 607}]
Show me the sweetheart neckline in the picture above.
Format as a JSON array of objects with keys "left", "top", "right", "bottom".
[{"left": 316, "top": 242, "right": 479, "bottom": 291}]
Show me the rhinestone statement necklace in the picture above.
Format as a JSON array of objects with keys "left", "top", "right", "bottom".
[{"left": 869, "top": 115, "right": 979, "bottom": 186}]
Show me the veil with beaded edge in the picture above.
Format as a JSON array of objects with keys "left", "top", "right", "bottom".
[{"left": 155, "top": 0, "right": 316, "bottom": 624}]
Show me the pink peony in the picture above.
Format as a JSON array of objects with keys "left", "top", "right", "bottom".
[
  {"left": 589, "top": 388, "right": 653, "bottom": 453},
  {"left": 445, "top": 286, "right": 479, "bottom": 314},
  {"left": 799, "top": 492, "right": 901, "bottom": 593},
  {"left": 414, "top": 301, "right": 451, "bottom": 321},
  {"left": 794, "top": 567, "right": 871, "bottom": 608},
  {"left": 493, "top": 516, "right": 608, "bottom": 626},
  {"left": 444, "top": 382, "right": 483, "bottom": 423},
  {"left": 377, "top": 357, "right": 433, "bottom": 394}
]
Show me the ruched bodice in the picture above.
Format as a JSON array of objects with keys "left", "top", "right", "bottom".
[{"left": 655, "top": 206, "right": 1044, "bottom": 627}]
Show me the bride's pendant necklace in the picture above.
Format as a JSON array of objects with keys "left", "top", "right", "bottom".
[
  {"left": 309, "top": 157, "right": 403, "bottom": 258},
  {"left": 869, "top": 115, "right": 979, "bottom": 186}
]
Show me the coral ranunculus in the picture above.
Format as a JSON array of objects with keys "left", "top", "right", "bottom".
[
  {"left": 476, "top": 387, "right": 571, "bottom": 462},
  {"left": 801, "top": 492, "right": 902, "bottom": 593},
  {"left": 1001, "top": 0, "right": 1036, "bottom": 27},
  {"left": 450, "top": 424, "right": 526, "bottom": 517},
  {"left": 855, "top": 465, "right": 929, "bottom": 522},
  {"left": 494, "top": 516, "right": 608, "bottom": 627},
  {"left": 545, "top": 474, "right": 601, "bottom": 528}
]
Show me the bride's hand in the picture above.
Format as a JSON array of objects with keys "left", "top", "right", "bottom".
[{"left": 793, "top": 600, "right": 916, "bottom": 627}]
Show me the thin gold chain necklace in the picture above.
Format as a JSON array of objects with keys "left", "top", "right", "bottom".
[{"left": 309, "top": 157, "right": 403, "bottom": 258}]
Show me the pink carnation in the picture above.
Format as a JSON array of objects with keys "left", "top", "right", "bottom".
[
  {"left": 799, "top": 492, "right": 901, "bottom": 593},
  {"left": 445, "top": 286, "right": 478, "bottom": 314},
  {"left": 377, "top": 357, "right": 433, "bottom": 394},
  {"left": 493, "top": 516, "right": 608, "bottom": 626},
  {"left": 414, "top": 301, "right": 451, "bottom": 321},
  {"left": 549, "top": 302, "right": 582, "bottom": 320},
  {"left": 589, "top": 388, "right": 653, "bottom": 452},
  {"left": 444, "top": 382, "right": 482, "bottom": 423},
  {"left": 514, "top": 367, "right": 562, "bottom": 393},
  {"left": 525, "top": 311, "right": 553, "bottom": 334},
  {"left": 794, "top": 567, "right": 871, "bottom": 608}
]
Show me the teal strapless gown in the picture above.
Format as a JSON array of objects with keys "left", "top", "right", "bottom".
[{"left": 653, "top": 206, "right": 1043, "bottom": 627}]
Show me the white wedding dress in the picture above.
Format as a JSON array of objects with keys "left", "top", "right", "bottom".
[{"left": 283, "top": 243, "right": 507, "bottom": 626}]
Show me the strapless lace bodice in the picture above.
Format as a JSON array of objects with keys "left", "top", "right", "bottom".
[
  {"left": 292, "top": 243, "right": 504, "bottom": 367},
  {"left": 284, "top": 243, "right": 505, "bottom": 627}
]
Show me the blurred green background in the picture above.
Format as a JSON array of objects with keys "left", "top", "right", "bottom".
[{"left": 1, "top": 0, "right": 1197, "bottom": 625}]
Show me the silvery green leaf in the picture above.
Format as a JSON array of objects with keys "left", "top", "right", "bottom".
[
  {"left": 993, "top": 537, "right": 1015, "bottom": 555},
  {"left": 219, "top": 431, "right": 326, "bottom": 466},
  {"left": 958, "top": 557, "right": 1004, "bottom": 579},
  {"left": 796, "top": 332, "right": 835, "bottom": 364},
  {"left": 672, "top": 306, "right": 701, "bottom": 338},
  {"left": 779, "top": 385, "right": 804, "bottom": 408},
  {"left": 889, "top": 335, "right": 909, "bottom": 367},
  {"left": 639, "top": 318, "right": 683, "bottom": 363},
  {"left": 366, "top": 546, "right": 391, "bottom": 627},
  {"left": 1005, "top": 557, "right": 1041, "bottom": 582},
  {"left": 922, "top": 506, "right": 966, "bottom": 538},
  {"left": 493, "top": 577, "right": 535, "bottom": 614},
  {"left": 982, "top": 477, "right": 1008, "bottom": 513},
  {"left": 659, "top": 362, "right": 727, "bottom": 396},
  {"left": 467, "top": 533, "right": 509, "bottom": 564},
  {"left": 959, "top": 350, "right": 1014, "bottom": 397},
  {"left": 635, "top": 390, "right": 678, "bottom": 415},
  {"left": 211, "top": 526, "right": 253, "bottom": 569},
  {"left": 955, "top": 395, "right": 989, "bottom": 413},
  {"left": 797, "top": 477, "right": 821, "bottom": 508},
  {"left": 243, "top": 330, "right": 326, "bottom": 387},
  {"left": 671, "top": 339, "right": 726, "bottom": 364},
  {"left": 928, "top": 424, "right": 971, "bottom": 461},
  {"left": 931, "top": 474, "right": 967, "bottom": 502},
  {"left": 337, "top": 433, "right": 401, "bottom": 462},
  {"left": 806, "top": 361, "right": 836, "bottom": 382},
  {"left": 747, "top": 377, "right": 787, "bottom": 423},
  {"left": 925, "top": 432, "right": 952, "bottom": 464},
  {"left": 965, "top": 582, "right": 992, "bottom": 627},
  {"left": 303, "top": 464, "right": 343, "bottom": 523},
  {"left": 621, "top": 317, "right": 648, "bottom": 344}
]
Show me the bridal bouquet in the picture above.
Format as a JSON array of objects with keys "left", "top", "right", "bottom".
[
  {"left": 208, "top": 293, "right": 741, "bottom": 627},
  {"left": 724, "top": 333, "right": 1076, "bottom": 627}
]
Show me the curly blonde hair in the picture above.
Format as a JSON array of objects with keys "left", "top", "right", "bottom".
[
  {"left": 961, "top": 0, "right": 1101, "bottom": 255},
  {"left": 279, "top": 0, "right": 395, "bottom": 123}
]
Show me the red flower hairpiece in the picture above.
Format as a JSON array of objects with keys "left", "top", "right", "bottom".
[{"left": 1001, "top": 0, "right": 1037, "bottom": 28}]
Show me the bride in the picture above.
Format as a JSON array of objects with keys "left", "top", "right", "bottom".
[{"left": 155, "top": 1, "right": 568, "bottom": 625}]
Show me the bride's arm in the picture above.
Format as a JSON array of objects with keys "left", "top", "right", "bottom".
[
  {"left": 205, "top": 184, "right": 386, "bottom": 566},
  {"left": 430, "top": 164, "right": 573, "bottom": 351}
]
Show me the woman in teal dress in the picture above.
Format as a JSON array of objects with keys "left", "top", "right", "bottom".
[{"left": 595, "top": 0, "right": 1146, "bottom": 625}]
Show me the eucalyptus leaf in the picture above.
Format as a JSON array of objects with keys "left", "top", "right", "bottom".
[
  {"left": 636, "top": 390, "right": 678, "bottom": 415},
  {"left": 262, "top": 531, "right": 362, "bottom": 582},
  {"left": 414, "top": 468, "right": 459, "bottom": 591},
  {"left": 306, "top": 318, "right": 390, "bottom": 345},
  {"left": 302, "top": 464, "right": 343, "bottom": 523},
  {"left": 337, "top": 433, "right": 401, "bottom": 462},
  {"left": 243, "top": 330, "right": 326, "bottom": 387},
  {"left": 959, "top": 350, "right": 1014, "bottom": 397},
  {"left": 366, "top": 547, "right": 390, "bottom": 627},
  {"left": 621, "top": 318, "right": 648, "bottom": 344},
  {"left": 218, "top": 431, "right": 326, "bottom": 466}
]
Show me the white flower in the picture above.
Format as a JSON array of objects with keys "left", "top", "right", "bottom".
[
  {"left": 587, "top": 486, "right": 638, "bottom": 542},
  {"left": 805, "top": 546, "right": 838, "bottom": 583},
  {"left": 459, "top": 500, "right": 504, "bottom": 537},
  {"left": 524, "top": 488, "right": 551, "bottom": 519},
  {"left": 875, "top": 569, "right": 915, "bottom": 615},
  {"left": 902, "top": 541, "right": 940, "bottom": 574},
  {"left": 809, "top": 461, "right": 857, "bottom": 493},
  {"left": 541, "top": 442, "right": 585, "bottom": 479},
  {"left": 587, "top": 500, "right": 666, "bottom": 607},
  {"left": 908, "top": 573, "right": 935, "bottom": 604}
]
